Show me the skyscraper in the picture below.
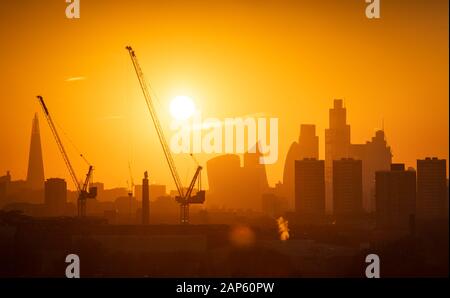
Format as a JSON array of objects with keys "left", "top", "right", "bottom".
[
  {"left": 333, "top": 158, "right": 363, "bottom": 218},
  {"left": 206, "top": 144, "right": 269, "bottom": 211},
  {"left": 294, "top": 158, "right": 325, "bottom": 220},
  {"left": 282, "top": 124, "right": 319, "bottom": 209},
  {"left": 242, "top": 147, "right": 270, "bottom": 211},
  {"left": 26, "top": 113, "right": 45, "bottom": 190},
  {"left": 351, "top": 130, "right": 392, "bottom": 212},
  {"left": 417, "top": 158, "right": 447, "bottom": 221},
  {"left": 325, "top": 100, "right": 351, "bottom": 213},
  {"left": 206, "top": 154, "right": 243, "bottom": 209},
  {"left": 375, "top": 164, "right": 416, "bottom": 231},
  {"left": 298, "top": 125, "right": 319, "bottom": 159}
]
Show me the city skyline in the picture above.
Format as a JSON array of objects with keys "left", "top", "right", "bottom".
[
  {"left": 1, "top": 97, "right": 448, "bottom": 192},
  {"left": 1, "top": 102, "right": 446, "bottom": 216},
  {"left": 0, "top": 0, "right": 448, "bottom": 191},
  {"left": 3, "top": 99, "right": 447, "bottom": 193}
]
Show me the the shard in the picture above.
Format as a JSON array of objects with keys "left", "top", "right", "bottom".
[{"left": 26, "top": 113, "right": 45, "bottom": 190}]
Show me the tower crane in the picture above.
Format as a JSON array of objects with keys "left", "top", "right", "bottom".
[
  {"left": 37, "top": 96, "right": 97, "bottom": 217},
  {"left": 125, "top": 46, "right": 205, "bottom": 224}
]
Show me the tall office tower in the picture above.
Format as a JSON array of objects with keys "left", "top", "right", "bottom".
[
  {"left": 325, "top": 100, "right": 351, "bottom": 213},
  {"left": 283, "top": 124, "right": 319, "bottom": 209},
  {"left": 26, "top": 113, "right": 45, "bottom": 190},
  {"left": 417, "top": 158, "right": 447, "bottom": 221},
  {"left": 44, "top": 178, "right": 67, "bottom": 215},
  {"left": 206, "top": 154, "right": 244, "bottom": 209},
  {"left": 333, "top": 158, "right": 363, "bottom": 218},
  {"left": 298, "top": 125, "right": 319, "bottom": 159},
  {"left": 142, "top": 171, "right": 149, "bottom": 224},
  {"left": 294, "top": 158, "right": 325, "bottom": 220},
  {"left": 351, "top": 130, "right": 392, "bottom": 212},
  {"left": 206, "top": 145, "right": 269, "bottom": 211},
  {"left": 375, "top": 164, "right": 416, "bottom": 231},
  {"left": 242, "top": 146, "right": 270, "bottom": 211}
]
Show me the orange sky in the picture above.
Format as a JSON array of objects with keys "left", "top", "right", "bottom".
[{"left": 0, "top": 0, "right": 448, "bottom": 191}]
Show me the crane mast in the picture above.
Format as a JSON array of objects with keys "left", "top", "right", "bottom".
[
  {"left": 37, "top": 96, "right": 96, "bottom": 217},
  {"left": 126, "top": 46, "right": 205, "bottom": 224}
]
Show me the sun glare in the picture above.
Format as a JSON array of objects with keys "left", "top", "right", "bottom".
[{"left": 170, "top": 95, "right": 196, "bottom": 121}]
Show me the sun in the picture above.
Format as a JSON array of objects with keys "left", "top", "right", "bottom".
[{"left": 170, "top": 95, "right": 196, "bottom": 121}]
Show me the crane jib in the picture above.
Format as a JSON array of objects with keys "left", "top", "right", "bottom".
[{"left": 37, "top": 96, "right": 49, "bottom": 115}]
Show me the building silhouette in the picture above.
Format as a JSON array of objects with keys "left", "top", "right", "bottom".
[
  {"left": 90, "top": 182, "right": 105, "bottom": 199},
  {"left": 351, "top": 130, "right": 392, "bottom": 212},
  {"left": 142, "top": 171, "right": 149, "bottom": 224},
  {"left": 135, "top": 184, "right": 167, "bottom": 202},
  {"left": 333, "top": 158, "right": 363, "bottom": 218},
  {"left": 90, "top": 183, "right": 128, "bottom": 203},
  {"left": 282, "top": 124, "right": 319, "bottom": 209},
  {"left": 375, "top": 164, "right": 416, "bottom": 231},
  {"left": 325, "top": 100, "right": 351, "bottom": 213},
  {"left": 44, "top": 178, "right": 67, "bottom": 215},
  {"left": 150, "top": 184, "right": 166, "bottom": 199},
  {"left": 26, "top": 113, "right": 45, "bottom": 191},
  {"left": 298, "top": 125, "right": 319, "bottom": 159},
  {"left": 114, "top": 195, "right": 138, "bottom": 223},
  {"left": 0, "top": 171, "right": 40, "bottom": 207},
  {"left": 206, "top": 145, "right": 269, "bottom": 211},
  {"left": 323, "top": 100, "right": 392, "bottom": 214},
  {"left": 206, "top": 154, "right": 242, "bottom": 209},
  {"left": 417, "top": 158, "right": 447, "bottom": 221},
  {"left": 242, "top": 147, "right": 270, "bottom": 211},
  {"left": 294, "top": 158, "right": 325, "bottom": 221}
]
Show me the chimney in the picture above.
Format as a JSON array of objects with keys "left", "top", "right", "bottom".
[{"left": 142, "top": 171, "right": 149, "bottom": 225}]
